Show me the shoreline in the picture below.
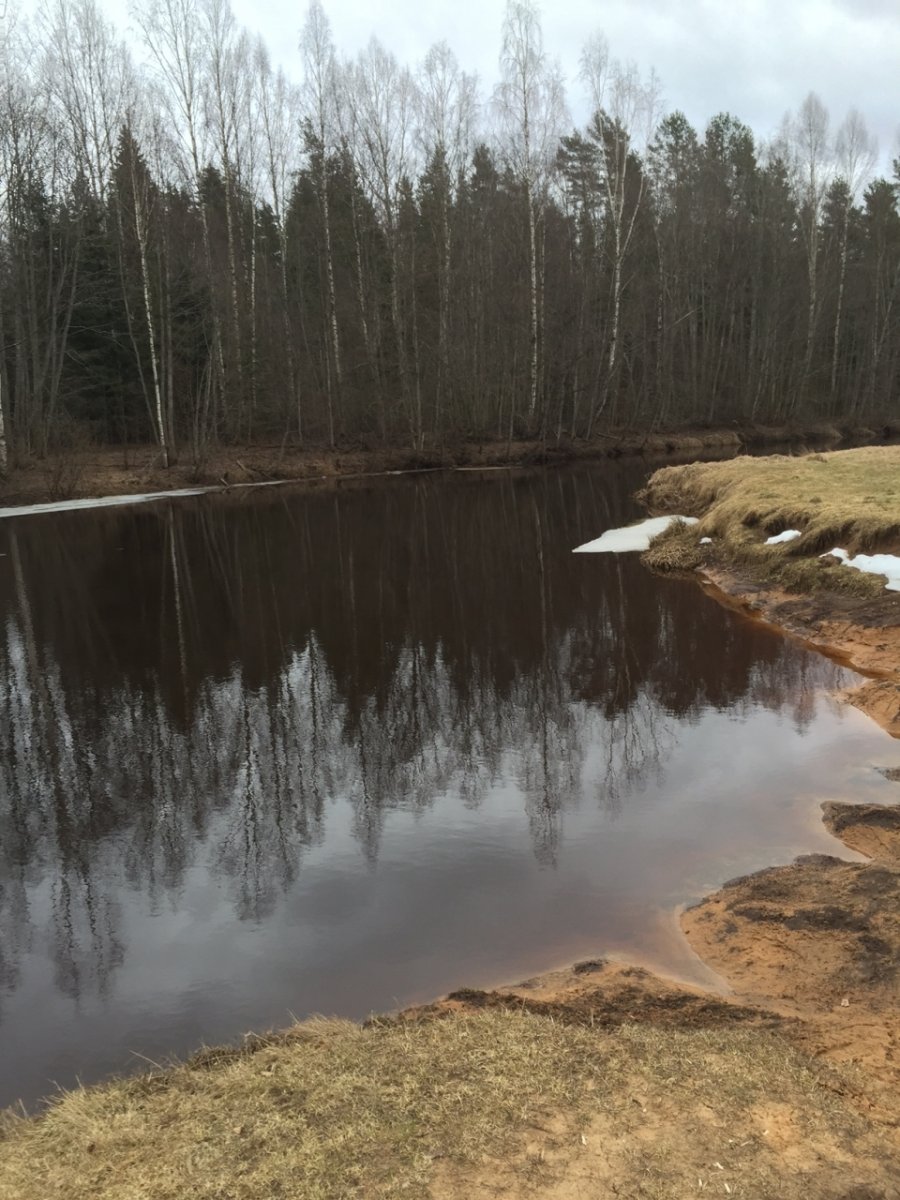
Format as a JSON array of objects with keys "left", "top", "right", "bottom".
[
  {"left": 696, "top": 566, "right": 900, "bottom": 738},
  {"left": 0, "top": 420, "right": 891, "bottom": 511},
  {"left": 635, "top": 446, "right": 900, "bottom": 737},
  {"left": 430, "top": 783, "right": 899, "bottom": 1035},
  {"left": 4, "top": 789, "right": 898, "bottom": 1196}
]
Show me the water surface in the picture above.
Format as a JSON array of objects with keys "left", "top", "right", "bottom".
[{"left": 1, "top": 463, "right": 897, "bottom": 1109}]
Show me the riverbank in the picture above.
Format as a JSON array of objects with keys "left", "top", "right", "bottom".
[
  {"left": 639, "top": 445, "right": 900, "bottom": 736},
  {"left": 0, "top": 419, "right": 893, "bottom": 509},
  {"left": 2, "top": 797, "right": 899, "bottom": 1199}
]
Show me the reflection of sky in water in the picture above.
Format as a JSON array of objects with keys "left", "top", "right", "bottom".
[{"left": 0, "top": 464, "right": 897, "bottom": 1109}]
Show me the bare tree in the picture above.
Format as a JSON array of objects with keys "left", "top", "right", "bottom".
[
  {"left": 494, "top": 0, "right": 565, "bottom": 425},
  {"left": 204, "top": 0, "right": 249, "bottom": 433},
  {"left": 300, "top": 0, "right": 343, "bottom": 446},
  {"left": 417, "top": 41, "right": 478, "bottom": 433},
  {"left": 779, "top": 92, "right": 832, "bottom": 400},
  {"left": 831, "top": 108, "right": 877, "bottom": 397},
  {"left": 0, "top": 0, "right": 11, "bottom": 473},
  {"left": 343, "top": 37, "right": 419, "bottom": 440},
  {"left": 581, "top": 35, "right": 659, "bottom": 431},
  {"left": 255, "top": 41, "right": 300, "bottom": 434},
  {"left": 132, "top": 0, "right": 226, "bottom": 435},
  {"left": 39, "top": 0, "right": 135, "bottom": 204}
]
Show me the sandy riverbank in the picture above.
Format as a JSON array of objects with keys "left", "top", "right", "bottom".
[{"left": 2, "top": 797, "right": 899, "bottom": 1198}]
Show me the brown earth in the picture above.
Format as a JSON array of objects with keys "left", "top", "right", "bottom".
[
  {"left": 683, "top": 802, "right": 900, "bottom": 1086},
  {"left": 418, "top": 797, "right": 900, "bottom": 1090},
  {"left": 0, "top": 419, "right": 882, "bottom": 508},
  {"left": 698, "top": 567, "right": 900, "bottom": 737},
  {"left": 0, "top": 433, "right": 736, "bottom": 508}
]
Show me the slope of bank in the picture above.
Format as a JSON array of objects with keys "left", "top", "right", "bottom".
[
  {"left": 0, "top": 420, "right": 893, "bottom": 509},
  {"left": 638, "top": 445, "right": 900, "bottom": 736},
  {"left": 2, "top": 799, "right": 900, "bottom": 1199}
]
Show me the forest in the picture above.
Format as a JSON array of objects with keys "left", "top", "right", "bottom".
[{"left": 0, "top": 0, "right": 898, "bottom": 471}]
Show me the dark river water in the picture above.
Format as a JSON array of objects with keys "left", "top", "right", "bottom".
[{"left": 1, "top": 462, "right": 897, "bottom": 1110}]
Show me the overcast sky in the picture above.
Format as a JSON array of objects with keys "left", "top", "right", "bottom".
[{"left": 217, "top": 0, "right": 898, "bottom": 164}]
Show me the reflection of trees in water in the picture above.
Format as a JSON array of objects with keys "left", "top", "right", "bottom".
[{"left": 0, "top": 467, "right": 849, "bottom": 1005}]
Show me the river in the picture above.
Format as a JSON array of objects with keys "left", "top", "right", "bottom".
[{"left": 0, "top": 461, "right": 896, "bottom": 1109}]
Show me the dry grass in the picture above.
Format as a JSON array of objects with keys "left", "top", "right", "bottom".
[
  {"left": 0, "top": 1008, "right": 894, "bottom": 1199},
  {"left": 638, "top": 446, "right": 900, "bottom": 594},
  {"left": 643, "top": 518, "right": 711, "bottom": 572}
]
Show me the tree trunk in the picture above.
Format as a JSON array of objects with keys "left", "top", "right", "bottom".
[
  {"left": 320, "top": 170, "right": 342, "bottom": 447},
  {"left": 527, "top": 190, "right": 538, "bottom": 422},
  {"left": 831, "top": 209, "right": 848, "bottom": 402},
  {"left": 131, "top": 156, "right": 169, "bottom": 468}
]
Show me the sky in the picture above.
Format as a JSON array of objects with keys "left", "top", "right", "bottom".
[
  {"left": 16, "top": 0, "right": 897, "bottom": 168},
  {"left": 217, "top": 0, "right": 900, "bottom": 165}
]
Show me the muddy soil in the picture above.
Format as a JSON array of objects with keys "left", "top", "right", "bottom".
[
  {"left": 416, "top": 800, "right": 900, "bottom": 1090},
  {"left": 684, "top": 803, "right": 900, "bottom": 1087},
  {"left": 700, "top": 567, "right": 900, "bottom": 737},
  {"left": 0, "top": 435, "right": 730, "bottom": 508},
  {"left": 0, "top": 419, "right": 880, "bottom": 509},
  {"left": 402, "top": 796, "right": 900, "bottom": 1196}
]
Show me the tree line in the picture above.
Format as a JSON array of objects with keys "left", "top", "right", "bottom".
[{"left": 0, "top": 0, "right": 898, "bottom": 471}]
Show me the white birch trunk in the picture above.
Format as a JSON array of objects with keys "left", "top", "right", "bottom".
[
  {"left": 0, "top": 368, "right": 7, "bottom": 476},
  {"left": 131, "top": 154, "right": 168, "bottom": 467}
]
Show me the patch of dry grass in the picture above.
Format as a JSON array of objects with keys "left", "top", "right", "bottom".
[
  {"left": 643, "top": 519, "right": 711, "bottom": 572},
  {"left": 0, "top": 1009, "right": 893, "bottom": 1200},
  {"left": 638, "top": 446, "right": 900, "bottom": 593}
]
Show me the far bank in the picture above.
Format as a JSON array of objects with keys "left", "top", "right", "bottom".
[{"left": 1, "top": 419, "right": 895, "bottom": 510}]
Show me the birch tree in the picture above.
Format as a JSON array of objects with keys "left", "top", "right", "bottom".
[
  {"left": 255, "top": 41, "right": 300, "bottom": 433},
  {"left": 204, "top": 0, "right": 249, "bottom": 432},
  {"left": 343, "top": 37, "right": 418, "bottom": 440},
  {"left": 830, "top": 108, "right": 876, "bottom": 397},
  {"left": 300, "top": 0, "right": 343, "bottom": 445},
  {"left": 417, "top": 42, "right": 478, "bottom": 432},
  {"left": 780, "top": 92, "right": 832, "bottom": 399},
  {"left": 114, "top": 121, "right": 169, "bottom": 465},
  {"left": 581, "top": 35, "right": 658, "bottom": 431},
  {"left": 132, "top": 0, "right": 226, "bottom": 437},
  {"left": 494, "top": 0, "right": 565, "bottom": 425}
]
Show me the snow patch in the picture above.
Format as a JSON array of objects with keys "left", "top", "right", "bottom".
[
  {"left": 700, "top": 537, "right": 712, "bottom": 545},
  {"left": 823, "top": 547, "right": 900, "bottom": 592},
  {"left": 573, "top": 515, "right": 698, "bottom": 554},
  {"left": 0, "top": 479, "right": 289, "bottom": 522},
  {"left": 765, "top": 529, "right": 802, "bottom": 545}
]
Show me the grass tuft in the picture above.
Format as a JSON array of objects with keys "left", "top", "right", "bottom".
[
  {"left": 643, "top": 519, "right": 710, "bottom": 572},
  {"left": 638, "top": 446, "right": 900, "bottom": 595}
]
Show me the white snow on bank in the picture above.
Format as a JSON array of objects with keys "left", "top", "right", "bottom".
[
  {"left": 823, "top": 547, "right": 900, "bottom": 592},
  {"left": 0, "top": 478, "right": 289, "bottom": 521},
  {"left": 765, "top": 529, "right": 802, "bottom": 545},
  {"left": 573, "top": 514, "right": 698, "bottom": 554}
]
